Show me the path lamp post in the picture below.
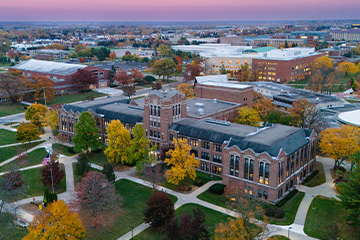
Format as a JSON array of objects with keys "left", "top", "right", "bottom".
[{"left": 288, "top": 226, "right": 292, "bottom": 239}]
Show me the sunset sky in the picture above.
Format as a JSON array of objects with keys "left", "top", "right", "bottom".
[{"left": 0, "top": 0, "right": 359, "bottom": 22}]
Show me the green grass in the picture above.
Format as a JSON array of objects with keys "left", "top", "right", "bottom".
[
  {"left": 198, "top": 190, "right": 305, "bottom": 226},
  {"left": 0, "top": 141, "right": 46, "bottom": 164},
  {"left": 304, "top": 161, "right": 326, "bottom": 187},
  {"left": 134, "top": 203, "right": 232, "bottom": 240},
  {"left": 0, "top": 129, "right": 19, "bottom": 145},
  {"left": 20, "top": 166, "right": 67, "bottom": 200},
  {"left": 196, "top": 171, "right": 222, "bottom": 184},
  {"left": 0, "top": 212, "right": 29, "bottom": 240},
  {"left": 87, "top": 151, "right": 108, "bottom": 167},
  {"left": 3, "top": 122, "right": 19, "bottom": 126},
  {"left": 36, "top": 91, "right": 106, "bottom": 106},
  {"left": 72, "top": 162, "right": 102, "bottom": 184},
  {"left": 268, "top": 235, "right": 290, "bottom": 240},
  {"left": 0, "top": 147, "right": 47, "bottom": 172},
  {"left": 52, "top": 143, "right": 76, "bottom": 156},
  {"left": 84, "top": 179, "right": 177, "bottom": 240},
  {"left": 304, "top": 196, "right": 358, "bottom": 240},
  {"left": 0, "top": 102, "right": 28, "bottom": 117}
]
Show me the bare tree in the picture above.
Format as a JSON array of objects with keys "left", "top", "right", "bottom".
[
  {"left": 144, "top": 164, "right": 163, "bottom": 189},
  {"left": 122, "top": 85, "right": 136, "bottom": 99},
  {"left": 74, "top": 171, "right": 122, "bottom": 228},
  {"left": 0, "top": 72, "right": 27, "bottom": 103},
  {"left": 0, "top": 169, "right": 26, "bottom": 218}
]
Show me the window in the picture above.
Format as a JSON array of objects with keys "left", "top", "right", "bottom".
[
  {"left": 157, "top": 132, "right": 160, "bottom": 138},
  {"left": 201, "top": 152, "right": 209, "bottom": 160},
  {"left": 158, "top": 106, "right": 161, "bottom": 116},
  {"left": 157, "top": 122, "right": 161, "bottom": 128},
  {"left": 61, "top": 115, "right": 67, "bottom": 131},
  {"left": 286, "top": 157, "right": 290, "bottom": 177},
  {"left": 249, "top": 159, "right": 254, "bottom": 181},
  {"left": 150, "top": 105, "right": 153, "bottom": 115},
  {"left": 169, "top": 134, "right": 173, "bottom": 141},
  {"left": 212, "top": 166, "right": 221, "bottom": 175},
  {"left": 201, "top": 141, "right": 210, "bottom": 149},
  {"left": 235, "top": 156, "right": 239, "bottom": 177},
  {"left": 258, "top": 189, "right": 262, "bottom": 198},
  {"left": 263, "top": 191, "right": 268, "bottom": 200},
  {"left": 150, "top": 130, "right": 153, "bottom": 137},
  {"left": 265, "top": 163, "right": 269, "bottom": 185},
  {"left": 154, "top": 106, "right": 157, "bottom": 116},
  {"left": 230, "top": 155, "right": 234, "bottom": 176},
  {"left": 190, "top": 139, "right": 198, "bottom": 146},
  {"left": 213, "top": 155, "right": 222, "bottom": 164},
  {"left": 244, "top": 158, "right": 249, "bottom": 179},
  {"left": 213, "top": 144, "right": 222, "bottom": 152},
  {"left": 190, "top": 149, "right": 198, "bottom": 158},
  {"left": 201, "top": 163, "right": 209, "bottom": 172},
  {"left": 259, "top": 162, "right": 264, "bottom": 184}
]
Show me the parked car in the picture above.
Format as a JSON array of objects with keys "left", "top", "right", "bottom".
[{"left": 13, "top": 218, "right": 29, "bottom": 228}]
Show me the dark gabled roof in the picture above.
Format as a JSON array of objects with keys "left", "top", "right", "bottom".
[
  {"left": 169, "top": 118, "right": 257, "bottom": 144},
  {"left": 227, "top": 125, "right": 312, "bottom": 157},
  {"left": 61, "top": 97, "right": 130, "bottom": 114},
  {"left": 96, "top": 104, "right": 143, "bottom": 125}
]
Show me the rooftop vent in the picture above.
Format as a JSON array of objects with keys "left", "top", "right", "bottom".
[
  {"left": 205, "top": 118, "right": 230, "bottom": 126},
  {"left": 213, "top": 98, "right": 217, "bottom": 103},
  {"left": 195, "top": 103, "right": 204, "bottom": 108},
  {"left": 186, "top": 107, "right": 189, "bottom": 112},
  {"left": 197, "top": 108, "right": 205, "bottom": 115}
]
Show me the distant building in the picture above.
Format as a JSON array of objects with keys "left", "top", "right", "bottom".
[
  {"left": 252, "top": 47, "right": 324, "bottom": 83},
  {"left": 331, "top": 29, "right": 360, "bottom": 41},
  {"left": 252, "top": 38, "right": 304, "bottom": 47},
  {"left": 10, "top": 59, "right": 110, "bottom": 94},
  {"left": 29, "top": 49, "right": 70, "bottom": 60}
]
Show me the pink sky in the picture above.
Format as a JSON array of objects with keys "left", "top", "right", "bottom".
[{"left": 0, "top": 0, "right": 359, "bottom": 21}]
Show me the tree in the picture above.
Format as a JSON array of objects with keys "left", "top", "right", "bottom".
[
  {"left": 74, "top": 44, "right": 87, "bottom": 54},
  {"left": 177, "top": 83, "right": 195, "bottom": 99},
  {"left": 23, "top": 200, "right": 86, "bottom": 240},
  {"left": 144, "top": 164, "right": 163, "bottom": 189},
  {"left": 164, "top": 138, "right": 200, "bottom": 185},
  {"left": 0, "top": 169, "right": 25, "bottom": 217},
  {"left": 143, "top": 190, "right": 175, "bottom": 228},
  {"left": 152, "top": 59, "right": 177, "bottom": 81},
  {"left": 16, "top": 122, "right": 40, "bottom": 148},
  {"left": 319, "top": 125, "right": 360, "bottom": 169},
  {"left": 183, "top": 59, "right": 204, "bottom": 81},
  {"left": 45, "top": 103, "right": 62, "bottom": 130},
  {"left": 152, "top": 82, "right": 162, "bottom": 90},
  {"left": 122, "top": 85, "right": 136, "bottom": 99},
  {"left": 41, "top": 158, "right": 65, "bottom": 187},
  {"left": 71, "top": 69, "right": 97, "bottom": 91},
  {"left": 14, "top": 55, "right": 19, "bottom": 63},
  {"left": 219, "top": 64, "right": 226, "bottom": 74},
  {"left": 252, "top": 93, "right": 275, "bottom": 120},
  {"left": 25, "top": 103, "right": 48, "bottom": 128},
  {"left": 75, "top": 153, "right": 91, "bottom": 176},
  {"left": 338, "top": 156, "right": 360, "bottom": 228},
  {"left": 104, "top": 120, "right": 131, "bottom": 164},
  {"left": 238, "top": 63, "right": 251, "bottom": 82},
  {"left": 109, "top": 52, "right": 116, "bottom": 60},
  {"left": 114, "top": 68, "right": 132, "bottom": 86},
  {"left": 156, "top": 44, "right": 174, "bottom": 57},
  {"left": 165, "top": 207, "right": 210, "bottom": 240},
  {"left": 234, "top": 107, "right": 261, "bottom": 127},
  {"left": 75, "top": 171, "right": 121, "bottom": 228},
  {"left": 27, "top": 75, "right": 55, "bottom": 103},
  {"left": 0, "top": 71, "right": 27, "bottom": 103},
  {"left": 130, "top": 68, "right": 144, "bottom": 83},
  {"left": 102, "top": 163, "right": 116, "bottom": 183},
  {"left": 338, "top": 61, "right": 359, "bottom": 76},
  {"left": 73, "top": 112, "right": 100, "bottom": 153},
  {"left": 174, "top": 55, "right": 182, "bottom": 64}
]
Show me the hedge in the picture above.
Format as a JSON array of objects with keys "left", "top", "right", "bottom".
[
  {"left": 265, "top": 208, "right": 285, "bottom": 219},
  {"left": 194, "top": 178, "right": 204, "bottom": 187},
  {"left": 302, "top": 170, "right": 319, "bottom": 184},
  {"left": 209, "top": 183, "right": 226, "bottom": 195},
  {"left": 276, "top": 189, "right": 298, "bottom": 207}
]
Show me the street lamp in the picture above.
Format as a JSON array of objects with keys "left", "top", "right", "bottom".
[{"left": 288, "top": 226, "right": 292, "bottom": 239}]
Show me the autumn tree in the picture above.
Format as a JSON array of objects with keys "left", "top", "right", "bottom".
[
  {"left": 234, "top": 107, "right": 261, "bottom": 127},
  {"left": 74, "top": 44, "right": 87, "bottom": 54},
  {"left": 338, "top": 61, "right": 359, "bottom": 76},
  {"left": 122, "top": 85, "right": 136, "bottom": 99},
  {"left": 26, "top": 75, "right": 55, "bottom": 103},
  {"left": 130, "top": 68, "right": 144, "bottom": 83},
  {"left": 71, "top": 68, "right": 97, "bottom": 91},
  {"left": 41, "top": 157, "right": 65, "bottom": 187},
  {"left": 238, "top": 63, "right": 251, "bottom": 82},
  {"left": 152, "top": 59, "right": 177, "bottom": 81},
  {"left": 252, "top": 92, "right": 275, "bottom": 120},
  {"left": 143, "top": 190, "right": 175, "bottom": 228},
  {"left": 109, "top": 52, "right": 116, "bottom": 60},
  {"left": 310, "top": 56, "right": 337, "bottom": 93},
  {"left": 45, "top": 43, "right": 67, "bottom": 50},
  {"left": 0, "top": 169, "right": 25, "bottom": 217},
  {"left": 152, "top": 82, "right": 162, "bottom": 90},
  {"left": 104, "top": 120, "right": 131, "bottom": 164},
  {"left": 319, "top": 125, "right": 360, "bottom": 169},
  {"left": 25, "top": 103, "right": 48, "bottom": 128},
  {"left": 145, "top": 164, "right": 163, "bottom": 189},
  {"left": 0, "top": 71, "right": 27, "bottom": 103},
  {"left": 45, "top": 103, "right": 62, "bottom": 130},
  {"left": 73, "top": 111, "right": 100, "bottom": 153},
  {"left": 174, "top": 55, "right": 182, "bottom": 64},
  {"left": 16, "top": 122, "right": 40, "bottom": 148},
  {"left": 177, "top": 83, "right": 195, "bottom": 99},
  {"left": 165, "top": 207, "right": 210, "bottom": 240},
  {"left": 23, "top": 200, "right": 86, "bottom": 240},
  {"left": 114, "top": 68, "right": 132, "bottom": 85},
  {"left": 183, "top": 59, "right": 204, "bottom": 81},
  {"left": 75, "top": 171, "right": 121, "bottom": 228},
  {"left": 156, "top": 44, "right": 174, "bottom": 57},
  {"left": 164, "top": 138, "right": 200, "bottom": 185},
  {"left": 127, "top": 123, "right": 155, "bottom": 168}
]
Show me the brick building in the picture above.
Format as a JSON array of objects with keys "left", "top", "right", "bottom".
[
  {"left": 58, "top": 88, "right": 316, "bottom": 203},
  {"left": 252, "top": 48, "right": 325, "bottom": 83},
  {"left": 10, "top": 59, "right": 110, "bottom": 94}
]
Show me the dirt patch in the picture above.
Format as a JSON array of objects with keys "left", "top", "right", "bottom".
[{"left": 21, "top": 203, "right": 42, "bottom": 215}]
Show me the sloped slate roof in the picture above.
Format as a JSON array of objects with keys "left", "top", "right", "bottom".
[
  {"left": 97, "top": 105, "right": 143, "bottom": 125},
  {"left": 12, "top": 59, "right": 86, "bottom": 75},
  {"left": 61, "top": 98, "right": 130, "bottom": 114}
]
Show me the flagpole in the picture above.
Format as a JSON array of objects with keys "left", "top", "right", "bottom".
[{"left": 50, "top": 162, "right": 54, "bottom": 194}]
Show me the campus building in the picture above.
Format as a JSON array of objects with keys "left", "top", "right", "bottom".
[
  {"left": 58, "top": 85, "right": 317, "bottom": 203},
  {"left": 10, "top": 59, "right": 110, "bottom": 94}
]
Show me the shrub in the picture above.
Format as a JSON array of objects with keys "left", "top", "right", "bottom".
[
  {"left": 102, "top": 163, "right": 116, "bottom": 183},
  {"left": 194, "top": 178, "right": 204, "bottom": 187},
  {"left": 209, "top": 183, "right": 226, "bottom": 195},
  {"left": 92, "top": 147, "right": 103, "bottom": 154},
  {"left": 302, "top": 170, "right": 319, "bottom": 184},
  {"left": 144, "top": 75, "right": 156, "bottom": 83},
  {"left": 75, "top": 153, "right": 91, "bottom": 176},
  {"left": 338, "top": 166, "right": 346, "bottom": 173},
  {"left": 68, "top": 147, "right": 75, "bottom": 154},
  {"left": 276, "top": 189, "right": 298, "bottom": 207},
  {"left": 110, "top": 84, "right": 117, "bottom": 88},
  {"left": 265, "top": 208, "right": 285, "bottom": 219}
]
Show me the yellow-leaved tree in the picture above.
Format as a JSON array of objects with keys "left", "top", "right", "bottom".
[
  {"left": 338, "top": 61, "right": 359, "bottom": 76},
  {"left": 234, "top": 106, "right": 261, "bottom": 127},
  {"left": 319, "top": 125, "right": 360, "bottom": 169},
  {"left": 164, "top": 138, "right": 199, "bottom": 185},
  {"left": 23, "top": 200, "right": 86, "bottom": 240},
  {"left": 177, "top": 83, "right": 195, "bottom": 99},
  {"left": 104, "top": 120, "right": 131, "bottom": 164}
]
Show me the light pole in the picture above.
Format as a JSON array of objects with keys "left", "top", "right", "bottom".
[
  {"left": 43, "top": 87, "right": 46, "bottom": 106},
  {"left": 288, "top": 226, "right": 292, "bottom": 239},
  {"left": 131, "top": 226, "right": 134, "bottom": 239}
]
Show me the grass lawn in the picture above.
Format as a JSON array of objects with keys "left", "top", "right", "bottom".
[
  {"left": 304, "top": 161, "right": 326, "bottom": 187},
  {"left": 304, "top": 196, "right": 358, "bottom": 240},
  {"left": 0, "top": 213, "right": 28, "bottom": 240},
  {"left": 52, "top": 143, "right": 76, "bottom": 156},
  {"left": 3, "top": 122, "right": 19, "bottom": 126},
  {"left": 134, "top": 203, "right": 232, "bottom": 240},
  {"left": 84, "top": 179, "right": 177, "bottom": 240},
  {"left": 198, "top": 190, "right": 305, "bottom": 226},
  {"left": 72, "top": 162, "right": 102, "bottom": 184},
  {"left": 0, "top": 147, "right": 47, "bottom": 172},
  {"left": 0, "top": 129, "right": 19, "bottom": 146},
  {"left": 137, "top": 80, "right": 176, "bottom": 88},
  {"left": 0, "top": 102, "right": 27, "bottom": 117},
  {"left": 0, "top": 141, "right": 45, "bottom": 164},
  {"left": 20, "top": 166, "right": 67, "bottom": 200},
  {"left": 36, "top": 91, "right": 106, "bottom": 106},
  {"left": 268, "top": 235, "right": 290, "bottom": 240},
  {"left": 87, "top": 151, "right": 108, "bottom": 167}
]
